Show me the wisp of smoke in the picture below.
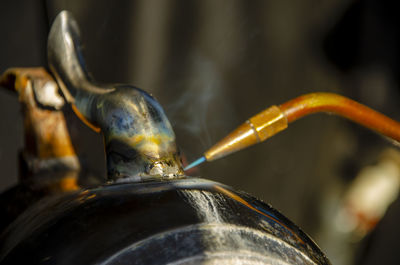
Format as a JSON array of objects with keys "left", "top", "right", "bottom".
[{"left": 166, "top": 53, "right": 227, "bottom": 148}]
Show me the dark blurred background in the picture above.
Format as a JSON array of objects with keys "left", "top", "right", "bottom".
[{"left": 1, "top": 0, "right": 400, "bottom": 264}]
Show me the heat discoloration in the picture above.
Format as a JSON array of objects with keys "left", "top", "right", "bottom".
[
  {"left": 0, "top": 68, "right": 76, "bottom": 160},
  {"left": 47, "top": 11, "right": 183, "bottom": 181},
  {"left": 0, "top": 68, "right": 79, "bottom": 192}
]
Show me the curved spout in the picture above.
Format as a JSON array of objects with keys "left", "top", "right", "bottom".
[{"left": 48, "top": 11, "right": 183, "bottom": 181}]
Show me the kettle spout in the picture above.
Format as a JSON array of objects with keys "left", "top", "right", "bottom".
[{"left": 48, "top": 11, "right": 184, "bottom": 182}]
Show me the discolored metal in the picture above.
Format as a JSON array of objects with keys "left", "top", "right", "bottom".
[
  {"left": 0, "top": 67, "right": 80, "bottom": 233},
  {"left": 0, "top": 68, "right": 79, "bottom": 180},
  {"left": 47, "top": 11, "right": 183, "bottom": 181}
]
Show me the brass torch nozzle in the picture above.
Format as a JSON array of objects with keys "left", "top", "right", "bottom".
[
  {"left": 184, "top": 92, "right": 400, "bottom": 171},
  {"left": 204, "top": 105, "right": 288, "bottom": 161}
]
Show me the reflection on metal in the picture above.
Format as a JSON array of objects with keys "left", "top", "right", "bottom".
[
  {"left": 47, "top": 11, "right": 183, "bottom": 181},
  {"left": 0, "top": 178, "right": 330, "bottom": 264}
]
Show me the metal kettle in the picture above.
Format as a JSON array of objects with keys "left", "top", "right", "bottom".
[{"left": 0, "top": 11, "right": 330, "bottom": 265}]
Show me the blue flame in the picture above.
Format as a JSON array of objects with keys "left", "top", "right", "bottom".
[{"left": 184, "top": 156, "right": 206, "bottom": 171}]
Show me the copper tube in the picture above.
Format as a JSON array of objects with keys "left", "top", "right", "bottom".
[{"left": 279, "top": 92, "right": 400, "bottom": 142}]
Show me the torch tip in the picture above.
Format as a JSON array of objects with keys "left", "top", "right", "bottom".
[{"left": 184, "top": 156, "right": 206, "bottom": 171}]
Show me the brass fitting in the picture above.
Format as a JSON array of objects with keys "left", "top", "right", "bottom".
[{"left": 205, "top": 106, "right": 288, "bottom": 161}]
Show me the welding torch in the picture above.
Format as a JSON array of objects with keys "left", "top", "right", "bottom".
[{"left": 185, "top": 92, "right": 400, "bottom": 170}]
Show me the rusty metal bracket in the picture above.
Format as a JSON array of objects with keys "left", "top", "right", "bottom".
[{"left": 0, "top": 67, "right": 79, "bottom": 191}]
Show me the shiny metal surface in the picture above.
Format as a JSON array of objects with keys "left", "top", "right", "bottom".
[
  {"left": 0, "top": 178, "right": 330, "bottom": 265},
  {"left": 203, "top": 105, "right": 288, "bottom": 162},
  {"left": 47, "top": 11, "right": 183, "bottom": 181}
]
